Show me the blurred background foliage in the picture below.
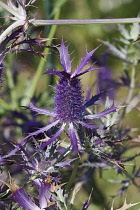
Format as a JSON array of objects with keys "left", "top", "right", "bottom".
[{"left": 0, "top": 0, "right": 140, "bottom": 209}]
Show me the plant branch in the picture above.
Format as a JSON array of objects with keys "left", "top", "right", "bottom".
[
  {"left": 126, "top": 65, "right": 136, "bottom": 104},
  {"left": 6, "top": 55, "right": 18, "bottom": 110},
  {"left": 31, "top": 17, "right": 140, "bottom": 26},
  {"left": 65, "top": 158, "right": 80, "bottom": 194}
]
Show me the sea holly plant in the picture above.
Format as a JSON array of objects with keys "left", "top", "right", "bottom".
[
  {"left": 1, "top": 0, "right": 140, "bottom": 209},
  {"left": 0, "top": 0, "right": 140, "bottom": 108},
  {"left": 24, "top": 40, "right": 119, "bottom": 153}
]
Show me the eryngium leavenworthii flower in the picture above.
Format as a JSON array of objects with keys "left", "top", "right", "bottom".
[{"left": 25, "top": 40, "right": 118, "bottom": 152}]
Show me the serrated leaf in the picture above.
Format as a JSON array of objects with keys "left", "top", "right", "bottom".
[
  {"left": 50, "top": 187, "right": 67, "bottom": 210},
  {"left": 118, "top": 24, "right": 130, "bottom": 40},
  {"left": 126, "top": 93, "right": 140, "bottom": 113},
  {"left": 99, "top": 39, "right": 127, "bottom": 60},
  {"left": 116, "top": 38, "right": 130, "bottom": 45},
  {"left": 130, "top": 23, "right": 139, "bottom": 41}
]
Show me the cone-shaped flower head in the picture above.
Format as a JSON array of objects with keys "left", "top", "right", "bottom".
[
  {"left": 54, "top": 74, "right": 84, "bottom": 122},
  {"left": 25, "top": 40, "right": 117, "bottom": 152}
]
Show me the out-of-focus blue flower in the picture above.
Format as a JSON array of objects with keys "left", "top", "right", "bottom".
[
  {"left": 3, "top": 110, "right": 45, "bottom": 140},
  {"left": 25, "top": 40, "right": 118, "bottom": 152},
  {"left": 98, "top": 67, "right": 115, "bottom": 101},
  {"left": 92, "top": 52, "right": 116, "bottom": 102}
]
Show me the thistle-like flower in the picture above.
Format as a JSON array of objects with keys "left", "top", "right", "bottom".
[{"left": 25, "top": 40, "right": 117, "bottom": 152}]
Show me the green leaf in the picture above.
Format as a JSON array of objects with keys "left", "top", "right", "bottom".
[
  {"left": 99, "top": 39, "right": 127, "bottom": 60},
  {"left": 130, "top": 23, "right": 139, "bottom": 41},
  {"left": 118, "top": 24, "right": 130, "bottom": 40},
  {"left": 50, "top": 0, "right": 68, "bottom": 17},
  {"left": 70, "top": 182, "right": 83, "bottom": 205}
]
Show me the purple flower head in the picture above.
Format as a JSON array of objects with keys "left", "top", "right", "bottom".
[
  {"left": 92, "top": 51, "right": 116, "bottom": 102},
  {"left": 98, "top": 67, "right": 115, "bottom": 100},
  {"left": 25, "top": 40, "right": 118, "bottom": 152}
]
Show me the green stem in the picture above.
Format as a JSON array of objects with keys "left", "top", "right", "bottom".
[
  {"left": 126, "top": 65, "right": 136, "bottom": 104},
  {"left": 0, "top": 98, "right": 12, "bottom": 110},
  {"left": 5, "top": 56, "right": 18, "bottom": 110},
  {"left": 119, "top": 65, "right": 136, "bottom": 124},
  {"left": 22, "top": 9, "right": 60, "bottom": 106},
  {"left": 65, "top": 158, "right": 80, "bottom": 194},
  {"left": 31, "top": 17, "right": 140, "bottom": 26}
]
